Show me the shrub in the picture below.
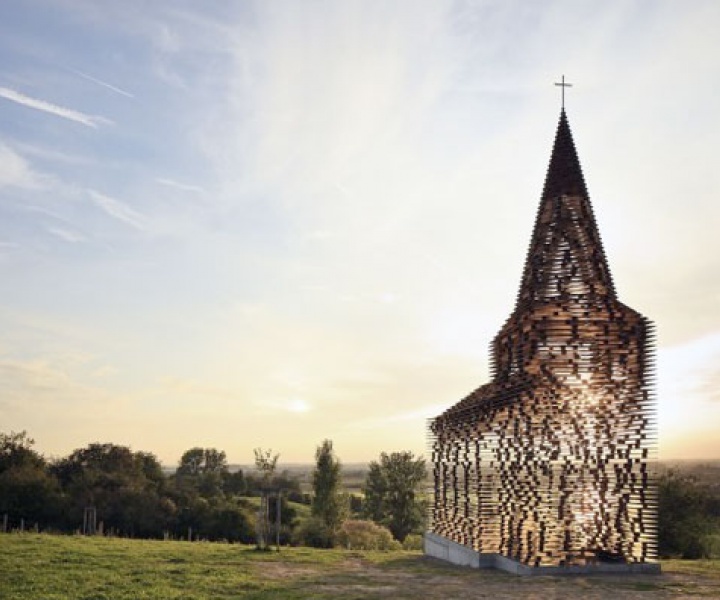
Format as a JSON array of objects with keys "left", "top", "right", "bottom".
[
  {"left": 293, "top": 516, "right": 335, "bottom": 548},
  {"left": 337, "top": 519, "right": 401, "bottom": 551},
  {"left": 402, "top": 533, "right": 423, "bottom": 551}
]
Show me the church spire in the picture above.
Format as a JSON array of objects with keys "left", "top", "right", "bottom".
[
  {"left": 515, "top": 110, "right": 615, "bottom": 307},
  {"left": 542, "top": 109, "right": 588, "bottom": 199}
]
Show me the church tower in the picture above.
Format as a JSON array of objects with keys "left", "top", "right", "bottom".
[{"left": 428, "top": 108, "right": 657, "bottom": 570}]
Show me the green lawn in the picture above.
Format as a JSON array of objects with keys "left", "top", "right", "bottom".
[
  {"left": 0, "top": 534, "right": 413, "bottom": 599},
  {"left": 1, "top": 533, "right": 719, "bottom": 599}
]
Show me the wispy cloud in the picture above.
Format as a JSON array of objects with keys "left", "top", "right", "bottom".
[
  {"left": 0, "top": 86, "right": 112, "bottom": 128},
  {"left": 68, "top": 68, "right": 134, "bottom": 98},
  {"left": 160, "top": 377, "right": 241, "bottom": 401},
  {"left": 349, "top": 403, "right": 448, "bottom": 431},
  {"left": 46, "top": 226, "right": 86, "bottom": 243},
  {"left": 25, "top": 205, "right": 78, "bottom": 225},
  {"left": 0, "top": 359, "right": 97, "bottom": 405},
  {"left": 14, "top": 142, "right": 98, "bottom": 166},
  {"left": 155, "top": 177, "right": 205, "bottom": 194},
  {"left": 87, "top": 189, "right": 145, "bottom": 230},
  {"left": 0, "top": 144, "right": 48, "bottom": 189},
  {"left": 0, "top": 357, "right": 121, "bottom": 444}
]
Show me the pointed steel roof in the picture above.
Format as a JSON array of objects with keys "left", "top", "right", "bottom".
[{"left": 515, "top": 110, "right": 615, "bottom": 307}]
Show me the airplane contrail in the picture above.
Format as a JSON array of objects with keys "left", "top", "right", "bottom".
[{"left": 69, "top": 68, "right": 134, "bottom": 98}]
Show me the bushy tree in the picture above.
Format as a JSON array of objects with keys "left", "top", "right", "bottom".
[
  {"left": 51, "top": 443, "right": 172, "bottom": 537},
  {"left": 363, "top": 451, "right": 427, "bottom": 542}
]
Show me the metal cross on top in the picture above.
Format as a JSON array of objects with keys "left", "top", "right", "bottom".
[{"left": 555, "top": 75, "right": 572, "bottom": 110}]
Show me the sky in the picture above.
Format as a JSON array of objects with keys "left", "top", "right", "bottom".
[{"left": 1, "top": 1, "right": 719, "bottom": 466}]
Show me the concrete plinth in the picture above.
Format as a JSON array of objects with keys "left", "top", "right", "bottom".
[{"left": 423, "top": 532, "right": 661, "bottom": 576}]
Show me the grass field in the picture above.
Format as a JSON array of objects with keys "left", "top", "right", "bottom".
[{"left": 1, "top": 534, "right": 720, "bottom": 599}]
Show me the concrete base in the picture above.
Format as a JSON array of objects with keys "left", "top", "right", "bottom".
[{"left": 423, "top": 532, "right": 661, "bottom": 576}]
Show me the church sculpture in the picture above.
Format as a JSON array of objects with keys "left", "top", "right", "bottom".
[{"left": 428, "top": 107, "right": 657, "bottom": 569}]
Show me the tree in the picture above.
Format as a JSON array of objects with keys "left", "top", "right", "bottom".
[
  {"left": 176, "top": 448, "right": 205, "bottom": 477},
  {"left": 51, "top": 443, "right": 172, "bottom": 537},
  {"left": 0, "top": 431, "right": 44, "bottom": 472},
  {"left": 254, "top": 448, "right": 280, "bottom": 550},
  {"left": 177, "top": 447, "right": 228, "bottom": 476},
  {"left": 0, "top": 462, "right": 62, "bottom": 529},
  {"left": 254, "top": 448, "right": 279, "bottom": 487},
  {"left": 175, "top": 447, "right": 229, "bottom": 499},
  {"left": 135, "top": 451, "right": 165, "bottom": 485},
  {"left": 310, "top": 440, "right": 347, "bottom": 547},
  {"left": 363, "top": 461, "right": 387, "bottom": 522},
  {"left": 363, "top": 451, "right": 427, "bottom": 542},
  {"left": 203, "top": 499, "right": 255, "bottom": 543},
  {"left": 658, "top": 470, "right": 719, "bottom": 558},
  {"left": 222, "top": 470, "right": 247, "bottom": 496},
  {"left": 0, "top": 431, "right": 61, "bottom": 529}
]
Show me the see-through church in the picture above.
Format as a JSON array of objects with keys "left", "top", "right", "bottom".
[{"left": 426, "top": 104, "right": 658, "bottom": 573}]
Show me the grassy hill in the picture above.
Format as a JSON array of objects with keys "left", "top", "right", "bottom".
[{"left": 1, "top": 534, "right": 720, "bottom": 599}]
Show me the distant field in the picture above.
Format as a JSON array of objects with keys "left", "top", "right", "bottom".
[
  {"left": 163, "top": 460, "right": 720, "bottom": 496},
  {"left": 1, "top": 534, "right": 720, "bottom": 599},
  {"left": 223, "top": 463, "right": 371, "bottom": 494},
  {"left": 659, "top": 460, "right": 720, "bottom": 493}
]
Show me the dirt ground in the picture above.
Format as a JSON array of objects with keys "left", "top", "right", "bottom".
[{"left": 258, "top": 555, "right": 720, "bottom": 599}]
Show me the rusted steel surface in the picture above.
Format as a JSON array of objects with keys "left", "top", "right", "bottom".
[{"left": 429, "top": 110, "right": 656, "bottom": 567}]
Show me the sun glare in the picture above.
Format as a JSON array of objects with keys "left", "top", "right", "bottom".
[{"left": 287, "top": 398, "right": 311, "bottom": 414}]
